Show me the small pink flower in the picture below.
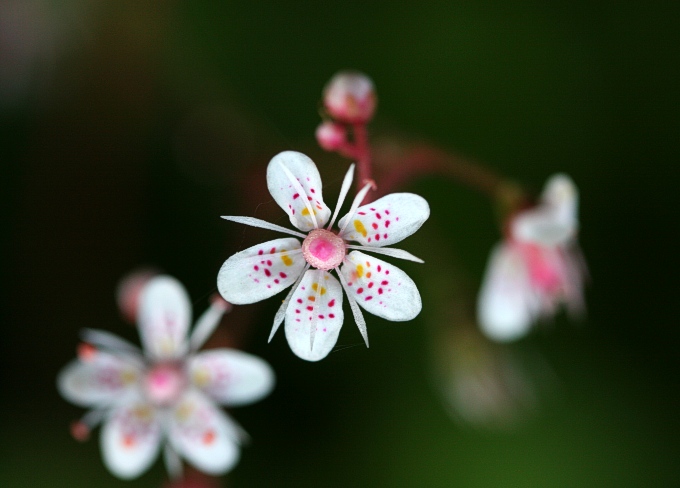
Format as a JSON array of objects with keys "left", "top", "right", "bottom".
[
  {"left": 323, "top": 71, "right": 377, "bottom": 124},
  {"left": 315, "top": 121, "right": 347, "bottom": 151},
  {"left": 478, "top": 174, "right": 586, "bottom": 341},
  {"left": 217, "top": 151, "right": 429, "bottom": 361},
  {"left": 57, "top": 276, "right": 274, "bottom": 479}
]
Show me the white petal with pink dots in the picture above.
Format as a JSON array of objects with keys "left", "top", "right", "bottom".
[
  {"left": 338, "top": 193, "right": 429, "bottom": 247},
  {"left": 58, "top": 352, "right": 142, "bottom": 408},
  {"left": 189, "top": 349, "right": 275, "bottom": 406},
  {"left": 217, "top": 237, "right": 305, "bottom": 304},
  {"left": 338, "top": 251, "right": 422, "bottom": 321},
  {"left": 266, "top": 151, "right": 332, "bottom": 231},
  {"left": 101, "top": 398, "right": 163, "bottom": 479},
  {"left": 284, "top": 269, "right": 344, "bottom": 361},
  {"left": 138, "top": 276, "right": 192, "bottom": 360},
  {"left": 168, "top": 390, "right": 241, "bottom": 475}
]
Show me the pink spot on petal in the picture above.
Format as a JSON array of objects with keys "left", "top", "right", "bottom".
[
  {"left": 368, "top": 282, "right": 374, "bottom": 288},
  {"left": 365, "top": 296, "right": 373, "bottom": 301},
  {"left": 383, "top": 233, "right": 388, "bottom": 239},
  {"left": 385, "top": 210, "right": 390, "bottom": 215},
  {"left": 385, "top": 220, "right": 390, "bottom": 228},
  {"left": 293, "top": 193, "right": 300, "bottom": 199},
  {"left": 307, "top": 306, "right": 314, "bottom": 311},
  {"left": 372, "top": 223, "right": 378, "bottom": 230},
  {"left": 274, "top": 279, "right": 280, "bottom": 284},
  {"left": 328, "top": 299, "right": 335, "bottom": 307},
  {"left": 358, "top": 212, "right": 366, "bottom": 215},
  {"left": 264, "top": 269, "right": 271, "bottom": 277},
  {"left": 376, "top": 213, "right": 381, "bottom": 219},
  {"left": 280, "top": 272, "right": 287, "bottom": 278},
  {"left": 270, "top": 247, "right": 276, "bottom": 254},
  {"left": 295, "top": 309, "right": 300, "bottom": 314},
  {"left": 375, "top": 234, "right": 380, "bottom": 241},
  {"left": 381, "top": 280, "right": 389, "bottom": 285},
  {"left": 357, "top": 288, "right": 364, "bottom": 294},
  {"left": 329, "top": 313, "right": 335, "bottom": 318},
  {"left": 267, "top": 260, "right": 272, "bottom": 266},
  {"left": 297, "top": 298, "right": 303, "bottom": 303},
  {"left": 254, "top": 265, "right": 259, "bottom": 271},
  {"left": 311, "top": 188, "right": 316, "bottom": 193},
  {"left": 378, "top": 288, "right": 383, "bottom": 294},
  {"left": 377, "top": 265, "right": 382, "bottom": 272},
  {"left": 386, "top": 270, "right": 390, "bottom": 275},
  {"left": 258, "top": 250, "right": 264, "bottom": 255}
]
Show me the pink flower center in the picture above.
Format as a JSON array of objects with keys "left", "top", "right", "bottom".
[
  {"left": 301, "top": 229, "right": 346, "bottom": 270},
  {"left": 144, "top": 363, "right": 186, "bottom": 407},
  {"left": 522, "top": 243, "right": 563, "bottom": 293}
]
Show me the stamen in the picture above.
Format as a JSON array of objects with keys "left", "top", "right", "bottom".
[
  {"left": 338, "top": 182, "right": 373, "bottom": 234},
  {"left": 336, "top": 269, "right": 369, "bottom": 347},
  {"left": 221, "top": 216, "right": 306, "bottom": 238}
]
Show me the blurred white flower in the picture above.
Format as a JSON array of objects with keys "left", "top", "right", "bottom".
[
  {"left": 58, "top": 275, "right": 274, "bottom": 479},
  {"left": 478, "top": 174, "right": 587, "bottom": 341}
]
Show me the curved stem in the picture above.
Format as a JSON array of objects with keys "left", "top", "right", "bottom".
[{"left": 352, "top": 123, "right": 374, "bottom": 204}]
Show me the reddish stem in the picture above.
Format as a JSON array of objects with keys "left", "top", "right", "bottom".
[{"left": 352, "top": 123, "right": 374, "bottom": 203}]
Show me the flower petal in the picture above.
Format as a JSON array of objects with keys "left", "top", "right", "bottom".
[
  {"left": 266, "top": 151, "right": 331, "bottom": 231},
  {"left": 512, "top": 174, "right": 579, "bottom": 246},
  {"left": 217, "top": 237, "right": 305, "bottom": 304},
  {"left": 138, "top": 276, "right": 192, "bottom": 360},
  {"left": 284, "top": 269, "right": 344, "bottom": 361},
  {"left": 338, "top": 251, "right": 421, "bottom": 321},
  {"left": 57, "top": 353, "right": 142, "bottom": 408},
  {"left": 101, "top": 399, "right": 162, "bottom": 479},
  {"left": 168, "top": 390, "right": 241, "bottom": 475},
  {"left": 189, "top": 349, "right": 275, "bottom": 406},
  {"left": 477, "top": 243, "right": 540, "bottom": 341},
  {"left": 338, "top": 193, "right": 429, "bottom": 247}
]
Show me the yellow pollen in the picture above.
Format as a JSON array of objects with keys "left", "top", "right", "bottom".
[
  {"left": 353, "top": 219, "right": 367, "bottom": 237},
  {"left": 281, "top": 254, "right": 293, "bottom": 266},
  {"left": 301, "top": 208, "right": 317, "bottom": 216},
  {"left": 366, "top": 272, "right": 372, "bottom": 278},
  {"left": 356, "top": 264, "right": 364, "bottom": 278},
  {"left": 193, "top": 368, "right": 210, "bottom": 387},
  {"left": 308, "top": 296, "right": 316, "bottom": 302},
  {"left": 312, "top": 283, "right": 318, "bottom": 291}
]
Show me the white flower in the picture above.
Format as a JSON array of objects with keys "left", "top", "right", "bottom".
[
  {"left": 217, "top": 151, "right": 429, "bottom": 361},
  {"left": 478, "top": 174, "right": 587, "bottom": 341},
  {"left": 57, "top": 276, "right": 275, "bottom": 480}
]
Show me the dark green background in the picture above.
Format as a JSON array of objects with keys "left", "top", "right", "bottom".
[{"left": 2, "top": 1, "right": 678, "bottom": 486}]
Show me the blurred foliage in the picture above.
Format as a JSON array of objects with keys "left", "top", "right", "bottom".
[{"left": 1, "top": 1, "right": 679, "bottom": 487}]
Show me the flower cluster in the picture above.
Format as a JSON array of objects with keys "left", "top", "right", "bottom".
[
  {"left": 57, "top": 276, "right": 274, "bottom": 479},
  {"left": 477, "top": 174, "right": 586, "bottom": 341},
  {"left": 217, "top": 150, "right": 429, "bottom": 361}
]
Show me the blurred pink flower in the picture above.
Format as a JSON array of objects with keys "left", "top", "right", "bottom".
[
  {"left": 323, "top": 71, "right": 377, "bottom": 124},
  {"left": 478, "top": 174, "right": 587, "bottom": 341},
  {"left": 58, "top": 276, "right": 274, "bottom": 479}
]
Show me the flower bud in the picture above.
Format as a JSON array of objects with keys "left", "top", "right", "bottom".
[
  {"left": 323, "top": 71, "right": 376, "bottom": 124},
  {"left": 315, "top": 121, "right": 347, "bottom": 151},
  {"left": 116, "top": 268, "right": 158, "bottom": 323}
]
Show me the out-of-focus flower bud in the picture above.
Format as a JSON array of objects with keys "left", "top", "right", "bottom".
[
  {"left": 323, "top": 71, "right": 377, "bottom": 124},
  {"left": 315, "top": 121, "right": 347, "bottom": 151},
  {"left": 116, "top": 268, "right": 159, "bottom": 323}
]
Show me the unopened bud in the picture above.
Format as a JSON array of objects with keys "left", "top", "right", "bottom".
[
  {"left": 315, "top": 121, "right": 347, "bottom": 151},
  {"left": 70, "top": 420, "right": 90, "bottom": 442},
  {"left": 116, "top": 268, "right": 158, "bottom": 323},
  {"left": 323, "top": 71, "right": 376, "bottom": 124}
]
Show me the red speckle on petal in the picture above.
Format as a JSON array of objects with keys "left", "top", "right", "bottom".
[
  {"left": 368, "top": 282, "right": 374, "bottom": 288},
  {"left": 267, "top": 260, "right": 272, "bottom": 266},
  {"left": 307, "top": 306, "right": 314, "bottom": 311},
  {"left": 274, "top": 279, "right": 280, "bottom": 284},
  {"left": 329, "top": 313, "right": 335, "bottom": 318},
  {"left": 377, "top": 265, "right": 382, "bottom": 272},
  {"left": 319, "top": 315, "right": 324, "bottom": 319},
  {"left": 280, "top": 272, "right": 287, "bottom": 278},
  {"left": 358, "top": 212, "right": 366, "bottom": 215},
  {"left": 203, "top": 430, "right": 216, "bottom": 445},
  {"left": 328, "top": 299, "right": 335, "bottom": 307},
  {"left": 383, "top": 233, "right": 388, "bottom": 239},
  {"left": 307, "top": 196, "right": 313, "bottom": 201},
  {"left": 357, "top": 288, "right": 364, "bottom": 294},
  {"left": 297, "top": 298, "right": 303, "bottom": 303},
  {"left": 253, "top": 265, "right": 259, "bottom": 271},
  {"left": 258, "top": 250, "right": 264, "bottom": 255},
  {"left": 381, "top": 280, "right": 389, "bottom": 285},
  {"left": 385, "top": 220, "right": 391, "bottom": 228},
  {"left": 376, "top": 213, "right": 381, "bottom": 219},
  {"left": 365, "top": 296, "right": 373, "bottom": 301},
  {"left": 378, "top": 288, "right": 383, "bottom": 294},
  {"left": 385, "top": 210, "right": 390, "bottom": 215},
  {"left": 264, "top": 269, "right": 271, "bottom": 277},
  {"left": 372, "top": 222, "right": 378, "bottom": 230},
  {"left": 270, "top": 247, "right": 276, "bottom": 254},
  {"left": 311, "top": 188, "right": 316, "bottom": 193},
  {"left": 386, "top": 270, "right": 390, "bottom": 275},
  {"left": 375, "top": 234, "right": 381, "bottom": 241},
  {"left": 293, "top": 193, "right": 299, "bottom": 199},
  {"left": 295, "top": 309, "right": 300, "bottom": 313}
]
